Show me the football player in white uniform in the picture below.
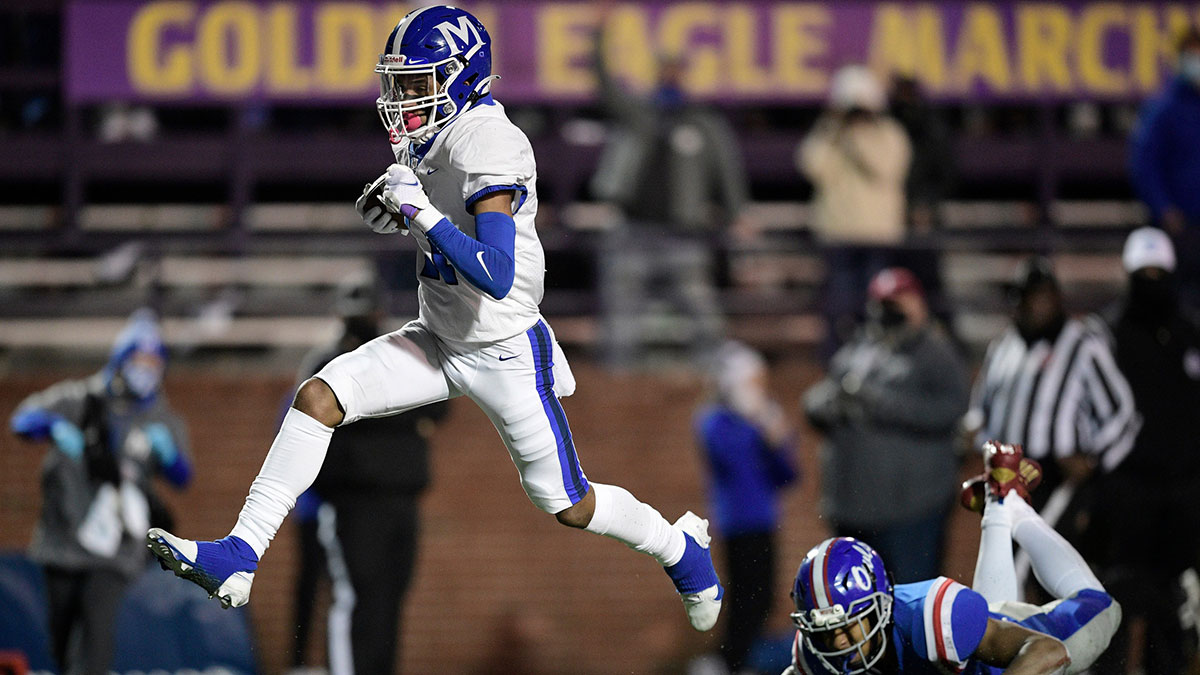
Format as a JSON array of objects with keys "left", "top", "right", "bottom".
[{"left": 147, "top": 5, "right": 723, "bottom": 634}]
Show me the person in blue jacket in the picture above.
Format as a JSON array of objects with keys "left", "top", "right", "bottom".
[
  {"left": 9, "top": 308, "right": 192, "bottom": 675},
  {"left": 696, "top": 340, "right": 799, "bottom": 672},
  {"left": 1130, "top": 27, "right": 1200, "bottom": 308}
]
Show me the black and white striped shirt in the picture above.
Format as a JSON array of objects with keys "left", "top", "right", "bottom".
[{"left": 970, "top": 318, "right": 1140, "bottom": 471}]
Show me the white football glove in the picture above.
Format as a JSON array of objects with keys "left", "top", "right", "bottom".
[
  {"left": 355, "top": 171, "right": 407, "bottom": 235},
  {"left": 381, "top": 164, "right": 444, "bottom": 233}
]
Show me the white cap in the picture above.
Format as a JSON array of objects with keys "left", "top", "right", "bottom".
[
  {"left": 1122, "top": 227, "right": 1176, "bottom": 273},
  {"left": 829, "top": 65, "right": 886, "bottom": 112}
]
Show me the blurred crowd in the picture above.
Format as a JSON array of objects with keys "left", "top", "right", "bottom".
[{"left": 698, "top": 228, "right": 1199, "bottom": 674}]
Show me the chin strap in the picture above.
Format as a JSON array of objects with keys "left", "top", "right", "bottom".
[{"left": 466, "top": 75, "right": 501, "bottom": 106}]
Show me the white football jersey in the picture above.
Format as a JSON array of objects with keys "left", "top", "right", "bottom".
[{"left": 393, "top": 101, "right": 544, "bottom": 344}]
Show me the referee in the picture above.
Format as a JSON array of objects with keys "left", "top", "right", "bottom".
[{"left": 967, "top": 256, "right": 1140, "bottom": 522}]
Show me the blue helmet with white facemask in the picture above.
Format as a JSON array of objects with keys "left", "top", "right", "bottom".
[
  {"left": 791, "top": 537, "right": 895, "bottom": 674},
  {"left": 376, "top": 6, "right": 496, "bottom": 146}
]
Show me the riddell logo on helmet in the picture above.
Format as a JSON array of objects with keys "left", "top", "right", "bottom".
[{"left": 383, "top": 54, "right": 406, "bottom": 64}]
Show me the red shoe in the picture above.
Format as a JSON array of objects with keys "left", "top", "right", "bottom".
[
  {"left": 959, "top": 441, "right": 1042, "bottom": 512},
  {"left": 959, "top": 476, "right": 987, "bottom": 513}
]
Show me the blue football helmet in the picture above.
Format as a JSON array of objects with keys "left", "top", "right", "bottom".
[
  {"left": 791, "top": 537, "right": 894, "bottom": 675},
  {"left": 376, "top": 6, "right": 497, "bottom": 145}
]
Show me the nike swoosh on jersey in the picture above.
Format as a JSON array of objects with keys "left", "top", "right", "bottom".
[
  {"left": 476, "top": 251, "right": 494, "bottom": 281},
  {"left": 498, "top": 354, "right": 519, "bottom": 361},
  {"left": 424, "top": 167, "right": 439, "bottom": 175}
]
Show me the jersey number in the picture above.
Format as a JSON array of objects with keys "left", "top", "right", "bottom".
[{"left": 420, "top": 241, "right": 459, "bottom": 285}]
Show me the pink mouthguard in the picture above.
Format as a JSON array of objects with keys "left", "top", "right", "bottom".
[{"left": 403, "top": 112, "right": 423, "bottom": 132}]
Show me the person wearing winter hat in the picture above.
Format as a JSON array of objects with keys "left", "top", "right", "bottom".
[
  {"left": 798, "top": 65, "right": 913, "bottom": 360},
  {"left": 694, "top": 341, "right": 799, "bottom": 672},
  {"left": 1088, "top": 227, "right": 1200, "bottom": 674},
  {"left": 1130, "top": 27, "right": 1200, "bottom": 309},
  {"left": 804, "top": 267, "right": 969, "bottom": 583},
  {"left": 8, "top": 308, "right": 192, "bottom": 675}
]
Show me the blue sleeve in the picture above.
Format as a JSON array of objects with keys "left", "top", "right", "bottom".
[
  {"left": 901, "top": 579, "right": 989, "bottom": 665},
  {"left": 159, "top": 452, "right": 193, "bottom": 487},
  {"left": 10, "top": 407, "right": 62, "bottom": 441},
  {"left": 949, "top": 587, "right": 990, "bottom": 661},
  {"left": 157, "top": 444, "right": 192, "bottom": 485},
  {"left": 763, "top": 437, "right": 799, "bottom": 488},
  {"left": 424, "top": 210, "right": 516, "bottom": 300},
  {"left": 1130, "top": 101, "right": 1173, "bottom": 219},
  {"left": 146, "top": 422, "right": 192, "bottom": 487},
  {"left": 697, "top": 412, "right": 741, "bottom": 475}
]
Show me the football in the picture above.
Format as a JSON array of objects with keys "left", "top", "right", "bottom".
[{"left": 363, "top": 171, "right": 393, "bottom": 213}]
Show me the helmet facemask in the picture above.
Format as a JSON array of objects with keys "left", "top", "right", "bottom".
[
  {"left": 791, "top": 593, "right": 893, "bottom": 675},
  {"left": 376, "top": 56, "right": 464, "bottom": 144}
]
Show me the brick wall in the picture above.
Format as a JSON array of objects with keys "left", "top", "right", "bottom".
[{"left": 0, "top": 359, "right": 982, "bottom": 674}]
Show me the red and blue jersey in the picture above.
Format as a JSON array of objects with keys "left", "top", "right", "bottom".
[
  {"left": 793, "top": 576, "right": 990, "bottom": 674},
  {"left": 792, "top": 576, "right": 1116, "bottom": 675}
]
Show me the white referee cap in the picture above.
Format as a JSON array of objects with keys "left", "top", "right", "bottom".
[{"left": 1122, "top": 227, "right": 1176, "bottom": 273}]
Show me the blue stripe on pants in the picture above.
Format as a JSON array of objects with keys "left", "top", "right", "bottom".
[
  {"left": 1010, "top": 588, "right": 1113, "bottom": 641},
  {"left": 527, "top": 321, "right": 588, "bottom": 504}
]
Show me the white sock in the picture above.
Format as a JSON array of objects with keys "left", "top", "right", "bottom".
[
  {"left": 229, "top": 408, "right": 334, "bottom": 558},
  {"left": 1007, "top": 496, "right": 1103, "bottom": 599},
  {"left": 973, "top": 497, "right": 1019, "bottom": 604},
  {"left": 584, "top": 483, "right": 686, "bottom": 566}
]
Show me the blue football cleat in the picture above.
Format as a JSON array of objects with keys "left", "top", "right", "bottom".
[
  {"left": 665, "top": 511, "right": 724, "bottom": 631},
  {"left": 147, "top": 528, "right": 258, "bottom": 609}
]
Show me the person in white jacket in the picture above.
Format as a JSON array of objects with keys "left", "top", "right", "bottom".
[{"left": 799, "top": 65, "right": 912, "bottom": 359}]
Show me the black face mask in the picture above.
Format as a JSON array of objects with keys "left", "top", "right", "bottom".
[
  {"left": 877, "top": 303, "right": 908, "bottom": 329},
  {"left": 1127, "top": 274, "right": 1177, "bottom": 321},
  {"left": 1016, "top": 314, "right": 1066, "bottom": 344}
]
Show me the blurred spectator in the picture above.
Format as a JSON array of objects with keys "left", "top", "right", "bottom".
[
  {"left": 694, "top": 341, "right": 798, "bottom": 672},
  {"left": 1088, "top": 228, "right": 1200, "bottom": 675},
  {"left": 590, "top": 17, "right": 748, "bottom": 368},
  {"left": 295, "top": 279, "right": 447, "bottom": 675},
  {"left": 966, "top": 257, "right": 1139, "bottom": 588},
  {"left": 889, "top": 75, "right": 955, "bottom": 333},
  {"left": 1130, "top": 27, "right": 1200, "bottom": 309},
  {"left": 890, "top": 75, "right": 953, "bottom": 233},
  {"left": 799, "top": 66, "right": 911, "bottom": 360},
  {"left": 803, "top": 268, "right": 967, "bottom": 583},
  {"left": 8, "top": 309, "right": 192, "bottom": 675}
]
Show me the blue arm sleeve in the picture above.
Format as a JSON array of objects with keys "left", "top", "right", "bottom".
[
  {"left": 424, "top": 210, "right": 516, "bottom": 300},
  {"left": 10, "top": 407, "right": 62, "bottom": 440}
]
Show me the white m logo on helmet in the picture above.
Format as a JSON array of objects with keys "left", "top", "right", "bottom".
[{"left": 435, "top": 16, "right": 482, "bottom": 59}]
